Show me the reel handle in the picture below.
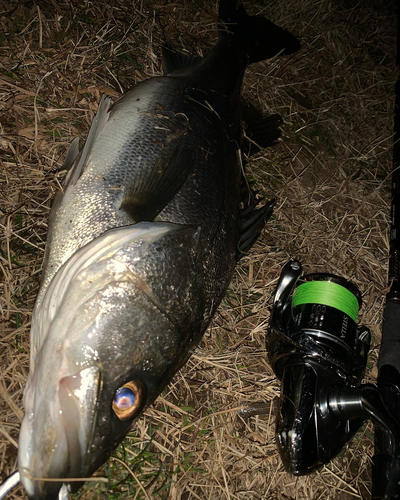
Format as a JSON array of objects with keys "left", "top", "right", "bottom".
[{"left": 330, "top": 384, "right": 400, "bottom": 500}]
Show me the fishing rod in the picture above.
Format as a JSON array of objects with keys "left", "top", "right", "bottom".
[{"left": 372, "top": 0, "right": 400, "bottom": 497}]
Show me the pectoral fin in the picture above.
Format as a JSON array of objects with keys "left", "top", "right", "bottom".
[
  {"left": 237, "top": 188, "right": 275, "bottom": 259},
  {"left": 242, "top": 100, "right": 283, "bottom": 155},
  {"left": 120, "top": 144, "right": 194, "bottom": 222}
]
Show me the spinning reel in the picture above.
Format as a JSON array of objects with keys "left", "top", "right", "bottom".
[{"left": 268, "top": 260, "right": 400, "bottom": 498}]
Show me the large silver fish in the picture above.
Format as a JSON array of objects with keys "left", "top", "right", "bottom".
[{"left": 18, "top": 1, "right": 299, "bottom": 498}]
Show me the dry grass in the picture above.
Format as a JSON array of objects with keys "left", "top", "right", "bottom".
[{"left": 0, "top": 0, "right": 396, "bottom": 499}]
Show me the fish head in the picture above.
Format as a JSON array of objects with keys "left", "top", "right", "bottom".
[{"left": 19, "top": 222, "right": 204, "bottom": 499}]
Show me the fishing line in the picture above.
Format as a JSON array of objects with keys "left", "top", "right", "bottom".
[{"left": 292, "top": 280, "right": 359, "bottom": 323}]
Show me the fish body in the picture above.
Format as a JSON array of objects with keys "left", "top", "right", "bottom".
[
  {"left": 30, "top": 75, "right": 241, "bottom": 364},
  {"left": 18, "top": 2, "right": 300, "bottom": 498}
]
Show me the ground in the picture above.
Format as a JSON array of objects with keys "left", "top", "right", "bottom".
[{"left": 0, "top": 0, "right": 397, "bottom": 499}]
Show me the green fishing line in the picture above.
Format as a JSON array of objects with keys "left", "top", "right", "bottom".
[{"left": 292, "top": 281, "right": 359, "bottom": 322}]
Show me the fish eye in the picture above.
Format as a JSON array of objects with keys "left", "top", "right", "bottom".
[{"left": 112, "top": 380, "right": 144, "bottom": 421}]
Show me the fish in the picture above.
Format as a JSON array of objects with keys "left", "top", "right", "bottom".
[{"left": 18, "top": 1, "right": 300, "bottom": 498}]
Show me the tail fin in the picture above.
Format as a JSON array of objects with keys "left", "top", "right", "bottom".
[
  {"left": 218, "top": 0, "right": 300, "bottom": 63},
  {"left": 218, "top": 0, "right": 238, "bottom": 40}
]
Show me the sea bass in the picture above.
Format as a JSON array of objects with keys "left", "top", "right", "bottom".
[{"left": 18, "top": 2, "right": 299, "bottom": 498}]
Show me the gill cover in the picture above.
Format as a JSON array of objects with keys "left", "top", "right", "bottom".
[{"left": 30, "top": 222, "right": 181, "bottom": 363}]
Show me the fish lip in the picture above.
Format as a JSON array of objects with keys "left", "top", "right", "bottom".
[
  {"left": 58, "top": 365, "right": 102, "bottom": 476},
  {"left": 29, "top": 479, "right": 77, "bottom": 500},
  {"left": 30, "top": 481, "right": 64, "bottom": 500},
  {"left": 19, "top": 366, "right": 102, "bottom": 500}
]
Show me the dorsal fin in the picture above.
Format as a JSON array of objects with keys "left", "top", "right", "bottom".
[
  {"left": 61, "top": 138, "right": 80, "bottom": 171},
  {"left": 162, "top": 42, "right": 202, "bottom": 75}
]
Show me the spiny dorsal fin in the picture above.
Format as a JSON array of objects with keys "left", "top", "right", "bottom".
[
  {"left": 61, "top": 138, "right": 80, "bottom": 171},
  {"left": 63, "top": 95, "right": 112, "bottom": 188}
]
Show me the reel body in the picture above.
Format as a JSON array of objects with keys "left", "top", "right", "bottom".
[{"left": 268, "top": 261, "right": 399, "bottom": 493}]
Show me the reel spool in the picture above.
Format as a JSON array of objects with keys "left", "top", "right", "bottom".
[
  {"left": 291, "top": 274, "right": 362, "bottom": 357},
  {"left": 268, "top": 261, "right": 369, "bottom": 384}
]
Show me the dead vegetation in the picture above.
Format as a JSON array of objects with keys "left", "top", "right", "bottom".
[{"left": 0, "top": 0, "right": 396, "bottom": 498}]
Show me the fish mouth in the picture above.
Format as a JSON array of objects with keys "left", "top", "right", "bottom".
[{"left": 19, "top": 366, "right": 102, "bottom": 500}]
